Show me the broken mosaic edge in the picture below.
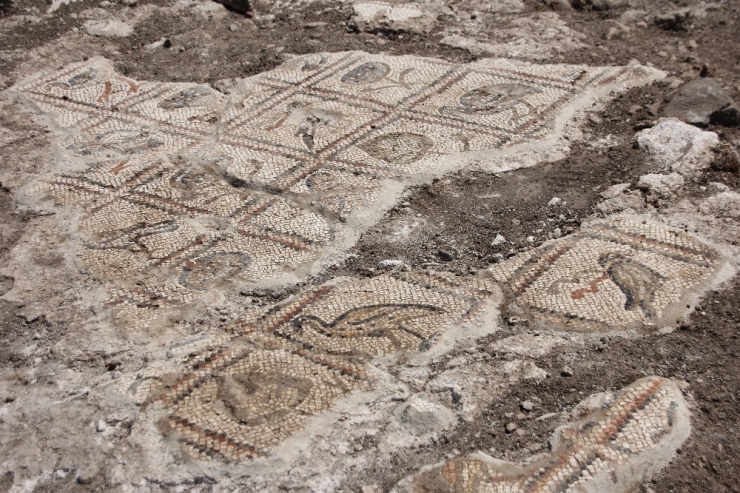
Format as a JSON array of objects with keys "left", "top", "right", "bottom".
[
  {"left": 487, "top": 213, "right": 737, "bottom": 335},
  {"left": 397, "top": 376, "right": 691, "bottom": 493}
]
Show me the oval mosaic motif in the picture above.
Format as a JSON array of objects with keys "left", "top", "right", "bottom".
[
  {"left": 340, "top": 62, "right": 391, "bottom": 84},
  {"left": 359, "top": 133, "right": 433, "bottom": 165},
  {"left": 179, "top": 252, "right": 250, "bottom": 291},
  {"left": 459, "top": 83, "right": 539, "bottom": 113}
]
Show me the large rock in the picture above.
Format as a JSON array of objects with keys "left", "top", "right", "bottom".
[
  {"left": 351, "top": 2, "right": 436, "bottom": 34},
  {"left": 393, "top": 394, "right": 456, "bottom": 435},
  {"left": 699, "top": 191, "right": 740, "bottom": 219},
  {"left": 637, "top": 173, "right": 685, "bottom": 200},
  {"left": 663, "top": 78, "right": 740, "bottom": 127},
  {"left": 635, "top": 118, "right": 719, "bottom": 176},
  {"left": 597, "top": 189, "right": 644, "bottom": 213}
]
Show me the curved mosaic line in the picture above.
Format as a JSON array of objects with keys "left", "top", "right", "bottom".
[
  {"left": 489, "top": 217, "right": 719, "bottom": 331},
  {"left": 12, "top": 53, "right": 657, "bottom": 329},
  {"left": 400, "top": 376, "right": 690, "bottom": 493},
  {"left": 157, "top": 272, "right": 496, "bottom": 460}
]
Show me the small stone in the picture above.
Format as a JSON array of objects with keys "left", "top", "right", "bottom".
[
  {"left": 646, "top": 101, "right": 662, "bottom": 116},
  {"left": 491, "top": 234, "right": 506, "bottom": 246},
  {"left": 96, "top": 420, "right": 107, "bottom": 433},
  {"left": 515, "top": 428, "right": 526, "bottom": 436},
  {"left": 687, "top": 39, "right": 698, "bottom": 51},
  {"left": 438, "top": 249, "right": 455, "bottom": 261},
  {"left": 600, "top": 183, "right": 630, "bottom": 199},
  {"left": 521, "top": 401, "right": 535, "bottom": 412},
  {"left": 516, "top": 412, "right": 526, "bottom": 420},
  {"left": 511, "top": 219, "right": 521, "bottom": 226},
  {"left": 229, "top": 23, "right": 238, "bottom": 32},
  {"left": 589, "top": 114, "right": 603, "bottom": 125},
  {"left": 561, "top": 367, "right": 574, "bottom": 377},
  {"left": 654, "top": 9, "right": 691, "bottom": 31},
  {"left": 552, "top": 227, "right": 562, "bottom": 239},
  {"left": 526, "top": 236, "right": 535, "bottom": 243},
  {"left": 656, "top": 51, "right": 668, "bottom": 58},
  {"left": 378, "top": 259, "right": 405, "bottom": 269},
  {"left": 547, "top": 197, "right": 563, "bottom": 207},
  {"left": 505, "top": 422, "right": 518, "bottom": 433},
  {"left": 490, "top": 253, "right": 504, "bottom": 263},
  {"left": 597, "top": 190, "right": 644, "bottom": 213},
  {"left": 84, "top": 20, "right": 133, "bottom": 38}
]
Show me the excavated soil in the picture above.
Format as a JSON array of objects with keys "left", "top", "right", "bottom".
[{"left": 1, "top": 0, "right": 740, "bottom": 491}]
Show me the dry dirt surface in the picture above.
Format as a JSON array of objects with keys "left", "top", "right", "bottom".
[{"left": 1, "top": 0, "right": 740, "bottom": 492}]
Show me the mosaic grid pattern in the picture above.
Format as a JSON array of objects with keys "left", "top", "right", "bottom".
[
  {"left": 157, "top": 271, "right": 495, "bottom": 460},
  {"left": 14, "top": 53, "right": 645, "bottom": 327},
  {"left": 489, "top": 217, "right": 718, "bottom": 330},
  {"left": 404, "top": 376, "right": 686, "bottom": 493}
]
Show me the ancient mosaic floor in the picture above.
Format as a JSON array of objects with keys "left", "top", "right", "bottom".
[
  {"left": 8, "top": 53, "right": 720, "bottom": 491},
  {"left": 401, "top": 376, "right": 690, "bottom": 493},
  {"left": 12, "top": 52, "right": 654, "bottom": 329}
]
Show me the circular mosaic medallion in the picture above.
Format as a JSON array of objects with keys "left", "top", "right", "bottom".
[
  {"left": 359, "top": 133, "right": 433, "bottom": 165},
  {"left": 340, "top": 62, "right": 391, "bottom": 84},
  {"left": 459, "top": 83, "right": 539, "bottom": 113}
]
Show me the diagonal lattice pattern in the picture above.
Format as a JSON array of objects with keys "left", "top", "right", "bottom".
[{"left": 14, "top": 53, "right": 654, "bottom": 329}]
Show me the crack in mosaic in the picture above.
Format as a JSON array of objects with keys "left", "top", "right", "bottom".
[
  {"left": 402, "top": 376, "right": 688, "bottom": 493},
  {"left": 14, "top": 53, "right": 652, "bottom": 328}
]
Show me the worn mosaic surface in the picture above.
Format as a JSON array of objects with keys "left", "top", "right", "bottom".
[
  {"left": 13, "top": 53, "right": 653, "bottom": 329},
  {"left": 155, "top": 271, "right": 496, "bottom": 460},
  {"left": 489, "top": 217, "right": 718, "bottom": 331},
  {"left": 401, "top": 376, "right": 689, "bottom": 493}
]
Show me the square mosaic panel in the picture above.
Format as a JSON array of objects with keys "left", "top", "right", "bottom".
[
  {"left": 157, "top": 272, "right": 496, "bottom": 461},
  {"left": 488, "top": 217, "right": 719, "bottom": 331}
]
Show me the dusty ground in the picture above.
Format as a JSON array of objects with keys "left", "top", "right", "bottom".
[{"left": 1, "top": 0, "right": 740, "bottom": 491}]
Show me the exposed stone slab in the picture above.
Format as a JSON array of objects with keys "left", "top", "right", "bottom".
[{"left": 399, "top": 376, "right": 691, "bottom": 493}]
